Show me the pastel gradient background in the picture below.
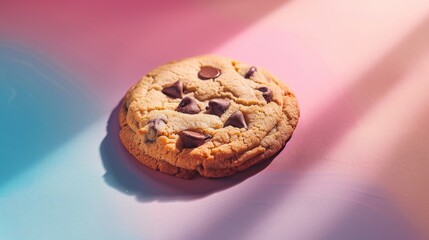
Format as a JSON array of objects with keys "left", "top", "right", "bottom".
[{"left": 1, "top": 1, "right": 429, "bottom": 239}]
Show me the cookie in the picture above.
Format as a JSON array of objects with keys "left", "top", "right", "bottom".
[{"left": 119, "top": 55, "right": 299, "bottom": 179}]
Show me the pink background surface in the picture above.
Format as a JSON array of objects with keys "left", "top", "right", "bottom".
[{"left": 1, "top": 0, "right": 429, "bottom": 239}]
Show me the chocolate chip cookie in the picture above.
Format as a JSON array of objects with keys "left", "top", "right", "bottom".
[{"left": 119, "top": 55, "right": 299, "bottom": 178}]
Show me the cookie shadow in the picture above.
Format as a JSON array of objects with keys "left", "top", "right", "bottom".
[{"left": 100, "top": 102, "right": 274, "bottom": 202}]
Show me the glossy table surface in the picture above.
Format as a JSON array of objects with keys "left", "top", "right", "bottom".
[{"left": 1, "top": 1, "right": 429, "bottom": 239}]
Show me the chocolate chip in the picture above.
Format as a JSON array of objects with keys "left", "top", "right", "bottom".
[
  {"left": 179, "top": 130, "right": 211, "bottom": 148},
  {"left": 177, "top": 96, "right": 200, "bottom": 114},
  {"left": 152, "top": 118, "right": 167, "bottom": 130},
  {"left": 206, "top": 99, "right": 230, "bottom": 117},
  {"left": 258, "top": 87, "right": 273, "bottom": 103},
  {"left": 162, "top": 80, "right": 183, "bottom": 98},
  {"left": 245, "top": 66, "right": 257, "bottom": 79},
  {"left": 145, "top": 129, "right": 157, "bottom": 142},
  {"left": 224, "top": 111, "right": 247, "bottom": 128},
  {"left": 198, "top": 66, "right": 221, "bottom": 80},
  {"left": 145, "top": 118, "right": 167, "bottom": 142}
]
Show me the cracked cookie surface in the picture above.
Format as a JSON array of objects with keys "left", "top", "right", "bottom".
[{"left": 119, "top": 55, "right": 299, "bottom": 178}]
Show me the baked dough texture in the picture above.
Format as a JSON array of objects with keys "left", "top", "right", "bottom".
[{"left": 119, "top": 55, "right": 299, "bottom": 178}]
